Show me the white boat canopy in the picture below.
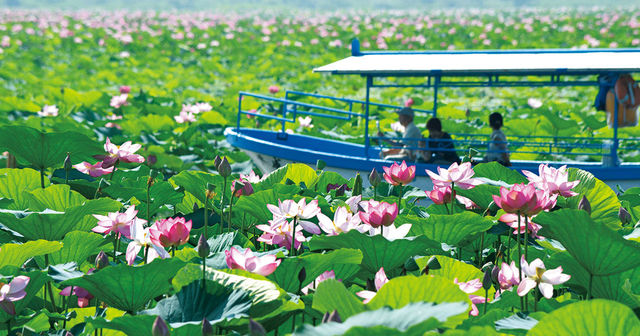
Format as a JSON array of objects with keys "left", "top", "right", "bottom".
[{"left": 314, "top": 44, "right": 640, "bottom": 76}]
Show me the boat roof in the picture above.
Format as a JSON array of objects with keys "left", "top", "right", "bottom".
[{"left": 314, "top": 43, "right": 640, "bottom": 77}]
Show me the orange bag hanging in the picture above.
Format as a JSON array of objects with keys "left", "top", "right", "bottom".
[{"left": 606, "top": 74, "right": 640, "bottom": 128}]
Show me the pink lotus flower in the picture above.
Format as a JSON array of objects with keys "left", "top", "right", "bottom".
[
  {"left": 194, "top": 102, "right": 212, "bottom": 112},
  {"left": 499, "top": 213, "right": 543, "bottom": 238},
  {"left": 110, "top": 94, "right": 128, "bottom": 108},
  {"left": 174, "top": 110, "right": 196, "bottom": 123},
  {"left": 224, "top": 247, "right": 280, "bottom": 276},
  {"left": 317, "top": 206, "right": 367, "bottom": 236},
  {"left": 527, "top": 98, "right": 543, "bottom": 109},
  {"left": 427, "top": 186, "right": 451, "bottom": 204},
  {"left": 267, "top": 199, "right": 322, "bottom": 234},
  {"left": 126, "top": 219, "right": 170, "bottom": 265},
  {"left": 345, "top": 195, "right": 361, "bottom": 214},
  {"left": 0, "top": 275, "right": 29, "bottom": 315},
  {"left": 240, "top": 170, "right": 262, "bottom": 184},
  {"left": 231, "top": 178, "right": 254, "bottom": 197},
  {"left": 95, "top": 138, "right": 145, "bottom": 168},
  {"left": 92, "top": 205, "right": 145, "bottom": 238},
  {"left": 268, "top": 85, "right": 279, "bottom": 94},
  {"left": 60, "top": 270, "right": 94, "bottom": 307},
  {"left": 497, "top": 261, "right": 521, "bottom": 290},
  {"left": 149, "top": 217, "right": 192, "bottom": 248},
  {"left": 298, "top": 116, "right": 314, "bottom": 129},
  {"left": 37, "top": 104, "right": 58, "bottom": 117},
  {"left": 522, "top": 164, "right": 579, "bottom": 197},
  {"left": 454, "top": 278, "right": 486, "bottom": 316},
  {"left": 358, "top": 200, "right": 398, "bottom": 228},
  {"left": 302, "top": 270, "right": 338, "bottom": 295},
  {"left": 426, "top": 162, "right": 480, "bottom": 190},
  {"left": 119, "top": 85, "right": 131, "bottom": 94},
  {"left": 404, "top": 98, "right": 414, "bottom": 107},
  {"left": 73, "top": 161, "right": 114, "bottom": 177},
  {"left": 517, "top": 257, "right": 570, "bottom": 299},
  {"left": 383, "top": 161, "right": 416, "bottom": 186},
  {"left": 492, "top": 183, "right": 540, "bottom": 215},
  {"left": 356, "top": 267, "right": 388, "bottom": 303},
  {"left": 257, "top": 218, "right": 306, "bottom": 250}
]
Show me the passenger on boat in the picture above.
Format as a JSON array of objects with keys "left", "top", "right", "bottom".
[
  {"left": 378, "top": 107, "right": 422, "bottom": 161},
  {"left": 419, "top": 117, "right": 461, "bottom": 164},
  {"left": 484, "top": 112, "right": 511, "bottom": 166}
]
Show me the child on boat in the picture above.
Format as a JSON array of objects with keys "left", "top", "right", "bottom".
[
  {"left": 378, "top": 107, "right": 422, "bottom": 161},
  {"left": 484, "top": 112, "right": 511, "bottom": 166},
  {"left": 420, "top": 117, "right": 460, "bottom": 164}
]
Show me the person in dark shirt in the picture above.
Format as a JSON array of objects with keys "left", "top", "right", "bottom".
[{"left": 419, "top": 117, "right": 460, "bottom": 164}]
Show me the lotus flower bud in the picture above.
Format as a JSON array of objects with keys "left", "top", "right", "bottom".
[
  {"left": 369, "top": 168, "right": 381, "bottom": 187},
  {"left": 298, "top": 267, "right": 306, "bottom": 284},
  {"left": 578, "top": 195, "right": 591, "bottom": 214},
  {"left": 353, "top": 173, "right": 363, "bottom": 196},
  {"left": 152, "top": 316, "right": 169, "bottom": 336},
  {"left": 119, "top": 85, "right": 131, "bottom": 94},
  {"left": 201, "top": 318, "right": 213, "bottom": 336},
  {"left": 403, "top": 256, "right": 419, "bottom": 272},
  {"left": 321, "top": 310, "right": 342, "bottom": 323},
  {"left": 217, "top": 157, "right": 231, "bottom": 178},
  {"left": 196, "top": 234, "right": 209, "bottom": 259},
  {"left": 482, "top": 268, "right": 493, "bottom": 291},
  {"left": 147, "top": 154, "right": 157, "bottom": 166},
  {"left": 63, "top": 153, "right": 72, "bottom": 171},
  {"left": 95, "top": 251, "right": 109, "bottom": 270},
  {"left": 213, "top": 156, "right": 222, "bottom": 171},
  {"left": 422, "top": 255, "right": 441, "bottom": 275},
  {"left": 248, "top": 318, "right": 266, "bottom": 336},
  {"left": 619, "top": 207, "right": 632, "bottom": 225},
  {"left": 316, "top": 159, "right": 326, "bottom": 171},
  {"left": 148, "top": 169, "right": 158, "bottom": 187}
]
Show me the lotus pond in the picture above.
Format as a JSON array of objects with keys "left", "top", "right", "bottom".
[{"left": 0, "top": 6, "right": 639, "bottom": 336}]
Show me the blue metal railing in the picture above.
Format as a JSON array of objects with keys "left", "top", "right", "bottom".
[
  {"left": 285, "top": 90, "right": 436, "bottom": 116},
  {"left": 236, "top": 90, "right": 633, "bottom": 165}
]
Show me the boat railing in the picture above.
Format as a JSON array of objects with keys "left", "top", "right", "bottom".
[
  {"left": 284, "top": 90, "right": 435, "bottom": 116},
  {"left": 371, "top": 134, "right": 620, "bottom": 164}
]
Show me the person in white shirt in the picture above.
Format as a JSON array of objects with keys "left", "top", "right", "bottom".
[{"left": 378, "top": 107, "right": 422, "bottom": 161}]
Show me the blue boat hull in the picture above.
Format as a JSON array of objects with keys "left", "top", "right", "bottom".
[{"left": 225, "top": 127, "right": 640, "bottom": 183}]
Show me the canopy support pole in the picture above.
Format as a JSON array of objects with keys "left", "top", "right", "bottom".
[
  {"left": 364, "top": 75, "right": 372, "bottom": 158},
  {"left": 433, "top": 76, "right": 440, "bottom": 116},
  {"left": 612, "top": 92, "right": 620, "bottom": 166}
]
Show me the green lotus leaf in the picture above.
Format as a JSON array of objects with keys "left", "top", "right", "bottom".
[
  {"left": 61, "top": 258, "right": 187, "bottom": 313},
  {"left": 527, "top": 299, "right": 640, "bottom": 336},
  {"left": 84, "top": 314, "right": 202, "bottom": 336},
  {"left": 233, "top": 184, "right": 300, "bottom": 224},
  {"left": 407, "top": 212, "right": 495, "bottom": 246},
  {"left": 0, "top": 168, "right": 49, "bottom": 210},
  {"left": 536, "top": 209, "right": 640, "bottom": 275},
  {"left": 281, "top": 163, "right": 318, "bottom": 187},
  {"left": 0, "top": 240, "right": 62, "bottom": 269},
  {"left": 472, "top": 162, "right": 528, "bottom": 185},
  {"left": 565, "top": 168, "right": 622, "bottom": 230},
  {"left": 35, "top": 231, "right": 108, "bottom": 267},
  {"left": 23, "top": 184, "right": 88, "bottom": 211},
  {"left": 0, "top": 125, "right": 103, "bottom": 170},
  {"left": 310, "top": 171, "right": 349, "bottom": 193},
  {"left": 311, "top": 278, "right": 365, "bottom": 319},
  {"left": 170, "top": 170, "right": 226, "bottom": 206},
  {"left": 309, "top": 230, "right": 440, "bottom": 275},
  {"left": 297, "top": 302, "right": 467, "bottom": 336},
  {"left": 416, "top": 255, "right": 483, "bottom": 283},
  {"left": 548, "top": 251, "right": 640, "bottom": 309},
  {"left": 454, "top": 184, "right": 500, "bottom": 210},
  {"left": 0, "top": 196, "right": 122, "bottom": 241},
  {"left": 268, "top": 248, "right": 362, "bottom": 292},
  {"left": 142, "top": 281, "right": 251, "bottom": 327}
]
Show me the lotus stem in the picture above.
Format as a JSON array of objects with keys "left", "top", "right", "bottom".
[
  {"left": 443, "top": 202, "right": 450, "bottom": 215},
  {"left": 479, "top": 232, "right": 485, "bottom": 266},
  {"left": 506, "top": 229, "right": 512, "bottom": 263},
  {"left": 290, "top": 217, "right": 298, "bottom": 257},
  {"left": 171, "top": 246, "right": 175, "bottom": 257},
  {"left": 202, "top": 254, "right": 206, "bottom": 291},
  {"left": 109, "top": 161, "right": 119, "bottom": 181},
  {"left": 40, "top": 167, "right": 45, "bottom": 189},
  {"left": 397, "top": 185, "right": 402, "bottom": 209},
  {"left": 228, "top": 194, "right": 235, "bottom": 232},
  {"left": 587, "top": 273, "right": 593, "bottom": 300},
  {"left": 524, "top": 216, "right": 529, "bottom": 262},
  {"left": 146, "top": 184, "right": 151, "bottom": 222},
  {"left": 143, "top": 246, "right": 149, "bottom": 264},
  {"left": 534, "top": 290, "right": 539, "bottom": 312},
  {"left": 112, "top": 233, "right": 118, "bottom": 263},
  {"left": 517, "top": 212, "right": 524, "bottom": 311},
  {"left": 483, "top": 288, "right": 488, "bottom": 315},
  {"left": 450, "top": 182, "right": 456, "bottom": 214},
  {"left": 204, "top": 201, "right": 209, "bottom": 240},
  {"left": 44, "top": 254, "right": 57, "bottom": 313},
  {"left": 220, "top": 177, "right": 227, "bottom": 234}
]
